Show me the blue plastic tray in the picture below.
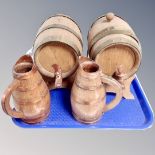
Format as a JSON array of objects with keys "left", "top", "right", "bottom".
[{"left": 12, "top": 76, "right": 154, "bottom": 129}]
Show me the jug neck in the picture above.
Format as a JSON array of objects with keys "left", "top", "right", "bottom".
[
  {"left": 79, "top": 61, "right": 101, "bottom": 79},
  {"left": 13, "top": 55, "right": 37, "bottom": 79},
  {"left": 75, "top": 61, "right": 102, "bottom": 89}
]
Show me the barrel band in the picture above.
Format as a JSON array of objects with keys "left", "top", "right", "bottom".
[
  {"left": 36, "top": 24, "right": 83, "bottom": 48},
  {"left": 91, "top": 37, "right": 142, "bottom": 80},
  {"left": 89, "top": 27, "right": 139, "bottom": 52},
  {"left": 40, "top": 14, "right": 82, "bottom": 33},
  {"left": 91, "top": 36, "right": 141, "bottom": 59},
  {"left": 33, "top": 33, "right": 81, "bottom": 57}
]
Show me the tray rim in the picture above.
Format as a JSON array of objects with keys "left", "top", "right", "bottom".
[{"left": 132, "top": 75, "right": 154, "bottom": 129}]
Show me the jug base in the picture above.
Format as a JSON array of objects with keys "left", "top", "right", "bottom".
[
  {"left": 22, "top": 109, "right": 50, "bottom": 124},
  {"left": 72, "top": 112, "right": 102, "bottom": 124}
]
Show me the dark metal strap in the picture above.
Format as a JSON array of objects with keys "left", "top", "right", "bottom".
[
  {"left": 91, "top": 36, "right": 141, "bottom": 59},
  {"left": 89, "top": 27, "right": 139, "bottom": 51},
  {"left": 40, "top": 14, "right": 82, "bottom": 33},
  {"left": 36, "top": 24, "right": 83, "bottom": 47}
]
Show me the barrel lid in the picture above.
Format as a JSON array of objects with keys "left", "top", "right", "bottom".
[
  {"left": 90, "top": 34, "right": 142, "bottom": 80},
  {"left": 34, "top": 42, "right": 79, "bottom": 78}
]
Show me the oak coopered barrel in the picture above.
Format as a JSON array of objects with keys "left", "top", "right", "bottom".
[
  {"left": 33, "top": 14, "right": 83, "bottom": 79},
  {"left": 88, "top": 12, "right": 142, "bottom": 80}
]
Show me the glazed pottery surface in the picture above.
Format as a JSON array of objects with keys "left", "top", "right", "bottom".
[
  {"left": 1, "top": 55, "right": 50, "bottom": 124},
  {"left": 71, "top": 60, "right": 122, "bottom": 124}
]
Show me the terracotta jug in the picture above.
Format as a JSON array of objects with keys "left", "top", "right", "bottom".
[
  {"left": 71, "top": 60, "right": 122, "bottom": 124},
  {"left": 1, "top": 55, "right": 50, "bottom": 124}
]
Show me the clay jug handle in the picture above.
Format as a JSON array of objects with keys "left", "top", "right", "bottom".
[
  {"left": 100, "top": 72, "right": 122, "bottom": 112},
  {"left": 52, "top": 64, "right": 62, "bottom": 88},
  {"left": 1, "top": 79, "right": 25, "bottom": 118}
]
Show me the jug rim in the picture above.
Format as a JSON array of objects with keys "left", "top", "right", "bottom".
[
  {"left": 80, "top": 61, "right": 101, "bottom": 75},
  {"left": 13, "top": 55, "right": 37, "bottom": 79}
]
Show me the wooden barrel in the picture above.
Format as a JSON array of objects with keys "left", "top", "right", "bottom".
[
  {"left": 33, "top": 14, "right": 83, "bottom": 79},
  {"left": 88, "top": 12, "right": 142, "bottom": 80}
]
